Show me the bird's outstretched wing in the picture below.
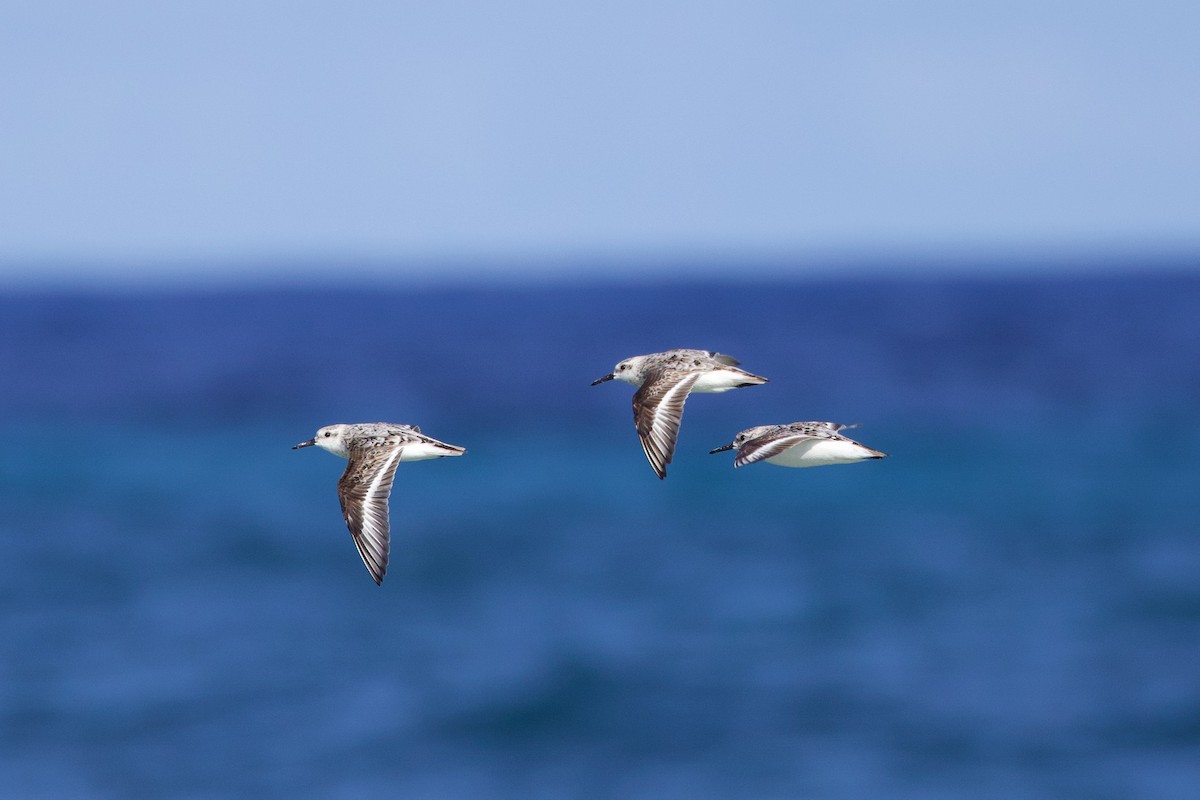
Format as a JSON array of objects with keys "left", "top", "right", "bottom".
[
  {"left": 733, "top": 431, "right": 818, "bottom": 468},
  {"left": 337, "top": 442, "right": 404, "bottom": 584},
  {"left": 632, "top": 369, "right": 701, "bottom": 479}
]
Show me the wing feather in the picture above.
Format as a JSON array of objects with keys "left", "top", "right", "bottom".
[
  {"left": 734, "top": 432, "right": 815, "bottom": 468},
  {"left": 337, "top": 443, "right": 404, "bottom": 585},
  {"left": 734, "top": 423, "right": 861, "bottom": 467},
  {"left": 710, "top": 352, "right": 741, "bottom": 367},
  {"left": 632, "top": 370, "right": 701, "bottom": 479}
]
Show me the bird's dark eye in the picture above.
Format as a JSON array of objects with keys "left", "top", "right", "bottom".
[
  {"left": 323, "top": 431, "right": 332, "bottom": 437},
  {"left": 619, "top": 364, "right": 627, "bottom": 370}
]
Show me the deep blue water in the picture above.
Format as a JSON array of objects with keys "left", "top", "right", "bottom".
[{"left": 1, "top": 272, "right": 1199, "bottom": 798}]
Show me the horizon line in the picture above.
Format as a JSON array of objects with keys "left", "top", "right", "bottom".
[{"left": 2, "top": 244, "right": 1197, "bottom": 292}]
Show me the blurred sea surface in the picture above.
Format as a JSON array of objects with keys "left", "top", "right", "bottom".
[{"left": 1, "top": 271, "right": 1198, "bottom": 798}]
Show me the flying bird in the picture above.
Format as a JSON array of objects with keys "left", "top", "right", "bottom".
[
  {"left": 293, "top": 422, "right": 466, "bottom": 584},
  {"left": 592, "top": 349, "right": 768, "bottom": 479},
  {"left": 709, "top": 421, "right": 887, "bottom": 468}
]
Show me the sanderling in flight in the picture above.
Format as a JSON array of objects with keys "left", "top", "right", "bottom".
[
  {"left": 709, "top": 422, "right": 887, "bottom": 469},
  {"left": 592, "top": 349, "right": 768, "bottom": 479},
  {"left": 293, "top": 422, "right": 466, "bottom": 585}
]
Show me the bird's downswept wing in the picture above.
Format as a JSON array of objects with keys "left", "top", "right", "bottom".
[
  {"left": 632, "top": 370, "right": 701, "bottom": 479},
  {"left": 734, "top": 423, "right": 858, "bottom": 468},
  {"left": 337, "top": 442, "right": 405, "bottom": 585},
  {"left": 733, "top": 431, "right": 825, "bottom": 468}
]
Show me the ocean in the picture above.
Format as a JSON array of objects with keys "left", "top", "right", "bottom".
[{"left": 1, "top": 271, "right": 1198, "bottom": 798}]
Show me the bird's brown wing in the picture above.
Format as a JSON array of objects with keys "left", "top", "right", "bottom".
[{"left": 632, "top": 370, "right": 701, "bottom": 479}]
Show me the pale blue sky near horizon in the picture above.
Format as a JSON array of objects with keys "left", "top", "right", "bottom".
[{"left": 2, "top": 1, "right": 1198, "bottom": 285}]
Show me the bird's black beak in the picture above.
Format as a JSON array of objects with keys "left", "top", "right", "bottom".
[
  {"left": 591, "top": 373, "right": 614, "bottom": 386},
  {"left": 709, "top": 442, "right": 735, "bottom": 454},
  {"left": 292, "top": 439, "right": 316, "bottom": 450}
]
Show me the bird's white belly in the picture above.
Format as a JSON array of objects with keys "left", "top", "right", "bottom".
[
  {"left": 765, "top": 439, "right": 875, "bottom": 468},
  {"left": 692, "top": 369, "right": 751, "bottom": 393},
  {"left": 397, "top": 442, "right": 457, "bottom": 461}
]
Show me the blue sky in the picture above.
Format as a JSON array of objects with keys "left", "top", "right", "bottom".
[{"left": 2, "top": 1, "right": 1198, "bottom": 284}]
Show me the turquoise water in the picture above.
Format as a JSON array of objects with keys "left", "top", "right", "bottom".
[{"left": 1, "top": 274, "right": 1198, "bottom": 798}]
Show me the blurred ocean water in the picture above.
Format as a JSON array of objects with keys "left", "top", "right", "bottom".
[{"left": 1, "top": 272, "right": 1198, "bottom": 798}]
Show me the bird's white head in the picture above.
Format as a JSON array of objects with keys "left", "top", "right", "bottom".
[
  {"left": 293, "top": 424, "right": 352, "bottom": 458},
  {"left": 709, "top": 425, "right": 774, "bottom": 454},
  {"left": 735, "top": 425, "right": 776, "bottom": 444},
  {"left": 614, "top": 355, "right": 652, "bottom": 386}
]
